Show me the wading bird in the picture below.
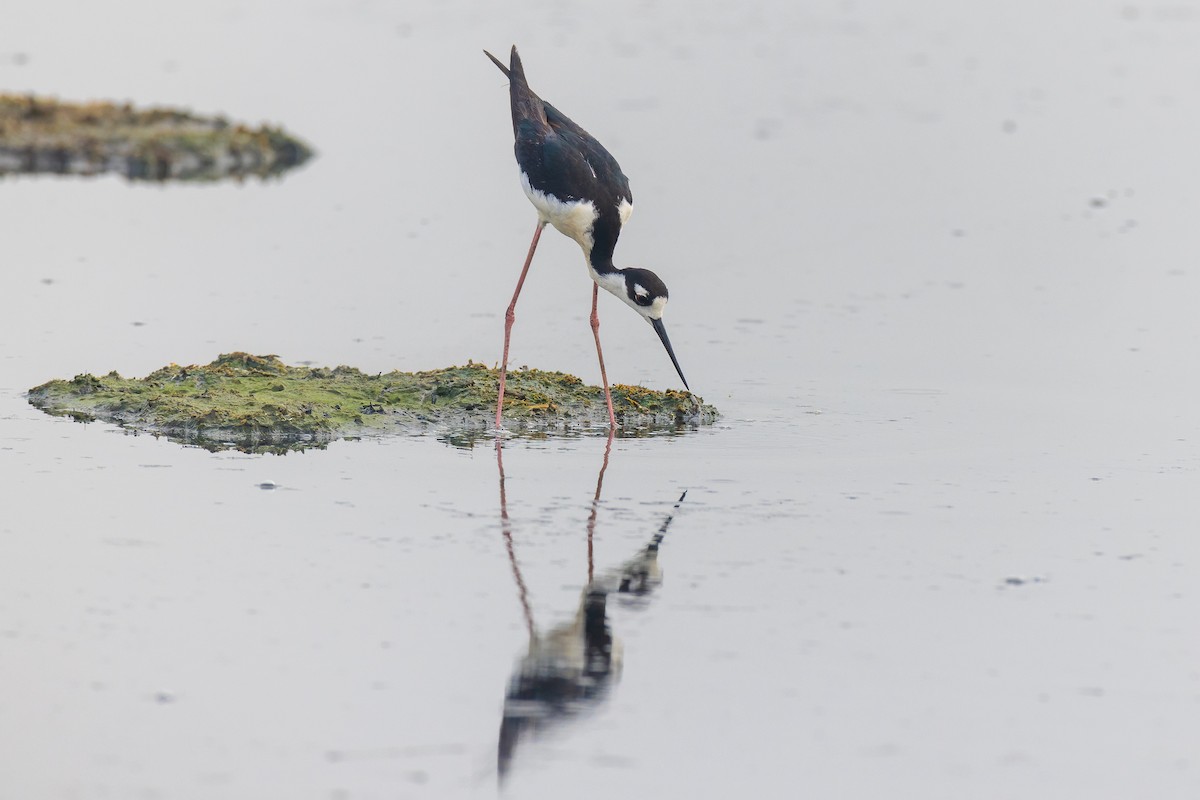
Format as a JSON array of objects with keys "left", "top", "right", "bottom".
[{"left": 485, "top": 46, "right": 689, "bottom": 429}]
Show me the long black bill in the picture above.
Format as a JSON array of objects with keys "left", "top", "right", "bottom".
[{"left": 651, "top": 318, "right": 690, "bottom": 392}]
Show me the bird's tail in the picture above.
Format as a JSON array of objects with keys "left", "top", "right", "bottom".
[
  {"left": 483, "top": 45, "right": 528, "bottom": 82},
  {"left": 484, "top": 45, "right": 544, "bottom": 137},
  {"left": 483, "top": 48, "right": 510, "bottom": 78}
]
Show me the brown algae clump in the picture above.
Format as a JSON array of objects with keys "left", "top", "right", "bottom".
[
  {"left": 27, "top": 353, "right": 718, "bottom": 451},
  {"left": 0, "top": 95, "right": 313, "bottom": 181}
]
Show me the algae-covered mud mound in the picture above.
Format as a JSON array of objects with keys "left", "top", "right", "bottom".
[
  {"left": 0, "top": 95, "right": 312, "bottom": 181},
  {"left": 27, "top": 353, "right": 717, "bottom": 452}
]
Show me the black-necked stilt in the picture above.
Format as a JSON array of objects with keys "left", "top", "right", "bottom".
[{"left": 485, "top": 45, "right": 689, "bottom": 429}]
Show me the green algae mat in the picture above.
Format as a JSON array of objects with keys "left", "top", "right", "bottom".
[
  {"left": 0, "top": 95, "right": 312, "bottom": 181},
  {"left": 27, "top": 353, "right": 717, "bottom": 452}
]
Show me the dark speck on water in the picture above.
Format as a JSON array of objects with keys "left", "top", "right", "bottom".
[{"left": 1003, "top": 576, "right": 1047, "bottom": 587}]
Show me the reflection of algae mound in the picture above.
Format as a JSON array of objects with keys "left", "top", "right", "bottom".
[
  {"left": 27, "top": 353, "right": 717, "bottom": 452},
  {"left": 0, "top": 95, "right": 312, "bottom": 181}
]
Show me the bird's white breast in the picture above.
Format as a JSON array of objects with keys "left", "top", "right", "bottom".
[
  {"left": 521, "top": 171, "right": 599, "bottom": 251},
  {"left": 617, "top": 197, "right": 632, "bottom": 227}
]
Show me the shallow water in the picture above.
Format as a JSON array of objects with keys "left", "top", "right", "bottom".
[{"left": 3, "top": 1, "right": 1200, "bottom": 797}]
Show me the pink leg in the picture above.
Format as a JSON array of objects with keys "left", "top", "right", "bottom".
[
  {"left": 590, "top": 283, "right": 618, "bottom": 428},
  {"left": 586, "top": 427, "right": 615, "bottom": 583},
  {"left": 496, "top": 221, "right": 547, "bottom": 429},
  {"left": 496, "top": 438, "right": 535, "bottom": 639}
]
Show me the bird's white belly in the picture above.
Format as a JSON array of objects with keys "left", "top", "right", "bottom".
[{"left": 520, "top": 171, "right": 598, "bottom": 250}]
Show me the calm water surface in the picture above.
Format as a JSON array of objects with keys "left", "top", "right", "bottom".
[{"left": 2, "top": 2, "right": 1200, "bottom": 798}]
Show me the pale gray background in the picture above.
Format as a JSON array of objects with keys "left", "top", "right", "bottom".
[{"left": 2, "top": 2, "right": 1198, "bottom": 798}]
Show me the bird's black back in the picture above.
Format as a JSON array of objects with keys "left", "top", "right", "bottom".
[{"left": 486, "top": 46, "right": 633, "bottom": 271}]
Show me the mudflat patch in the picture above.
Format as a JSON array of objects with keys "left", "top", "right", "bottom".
[
  {"left": 27, "top": 353, "right": 716, "bottom": 452},
  {"left": 0, "top": 95, "right": 312, "bottom": 181}
]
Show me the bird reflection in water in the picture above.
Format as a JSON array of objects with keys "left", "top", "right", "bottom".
[{"left": 494, "top": 431, "right": 687, "bottom": 781}]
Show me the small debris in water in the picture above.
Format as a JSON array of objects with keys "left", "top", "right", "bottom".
[
  {"left": 257, "top": 481, "right": 279, "bottom": 490},
  {"left": 1002, "top": 576, "right": 1046, "bottom": 587}
]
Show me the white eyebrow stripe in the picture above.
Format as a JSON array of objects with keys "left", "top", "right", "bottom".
[{"left": 633, "top": 283, "right": 649, "bottom": 298}]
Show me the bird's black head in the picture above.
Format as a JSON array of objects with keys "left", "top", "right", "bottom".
[
  {"left": 621, "top": 267, "right": 669, "bottom": 320},
  {"left": 610, "top": 267, "right": 689, "bottom": 391}
]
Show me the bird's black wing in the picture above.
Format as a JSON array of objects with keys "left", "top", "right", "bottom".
[
  {"left": 516, "top": 125, "right": 597, "bottom": 201},
  {"left": 515, "top": 124, "right": 630, "bottom": 270},
  {"left": 543, "top": 101, "right": 633, "bottom": 207},
  {"left": 488, "top": 47, "right": 632, "bottom": 209}
]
